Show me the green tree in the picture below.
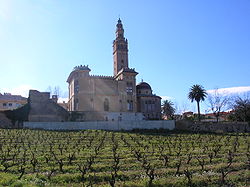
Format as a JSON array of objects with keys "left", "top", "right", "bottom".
[
  {"left": 230, "top": 96, "right": 250, "bottom": 122},
  {"left": 188, "top": 84, "right": 207, "bottom": 121},
  {"left": 162, "top": 100, "right": 175, "bottom": 120}
]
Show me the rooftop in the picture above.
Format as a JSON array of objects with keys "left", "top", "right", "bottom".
[
  {"left": 0, "top": 93, "right": 27, "bottom": 101},
  {"left": 136, "top": 82, "right": 152, "bottom": 90},
  {"left": 73, "top": 65, "right": 91, "bottom": 71}
]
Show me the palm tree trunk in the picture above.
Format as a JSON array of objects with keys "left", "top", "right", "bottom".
[{"left": 197, "top": 101, "right": 201, "bottom": 121}]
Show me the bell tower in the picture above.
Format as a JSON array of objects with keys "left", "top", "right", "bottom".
[{"left": 113, "top": 18, "right": 129, "bottom": 76}]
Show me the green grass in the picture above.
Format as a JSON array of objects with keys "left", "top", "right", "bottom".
[{"left": 0, "top": 129, "right": 249, "bottom": 186}]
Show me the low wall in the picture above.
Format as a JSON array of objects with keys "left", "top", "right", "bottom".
[
  {"left": 0, "top": 112, "right": 12, "bottom": 128},
  {"left": 69, "top": 111, "right": 145, "bottom": 122},
  {"left": 176, "top": 120, "right": 250, "bottom": 133},
  {"left": 23, "top": 120, "right": 175, "bottom": 131}
]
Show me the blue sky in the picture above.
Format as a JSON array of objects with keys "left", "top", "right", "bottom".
[{"left": 1, "top": 0, "right": 250, "bottom": 113}]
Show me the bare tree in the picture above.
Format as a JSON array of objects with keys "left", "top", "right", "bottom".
[
  {"left": 53, "top": 86, "right": 61, "bottom": 97},
  {"left": 175, "top": 101, "right": 192, "bottom": 118},
  {"left": 46, "top": 86, "right": 61, "bottom": 98},
  {"left": 180, "top": 101, "right": 192, "bottom": 114},
  {"left": 207, "top": 88, "right": 231, "bottom": 122},
  {"left": 46, "top": 86, "right": 52, "bottom": 97}
]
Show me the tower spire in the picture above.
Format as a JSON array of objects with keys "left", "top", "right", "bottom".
[
  {"left": 113, "top": 18, "right": 129, "bottom": 76},
  {"left": 116, "top": 18, "right": 124, "bottom": 38}
]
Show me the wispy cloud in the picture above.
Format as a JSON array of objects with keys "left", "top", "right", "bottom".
[
  {"left": 1, "top": 84, "right": 69, "bottom": 103},
  {"left": 1, "top": 84, "right": 34, "bottom": 97},
  {"left": 0, "top": 0, "right": 12, "bottom": 21},
  {"left": 0, "top": 0, "right": 13, "bottom": 40},
  {"left": 207, "top": 86, "right": 250, "bottom": 96},
  {"left": 160, "top": 96, "right": 174, "bottom": 101}
]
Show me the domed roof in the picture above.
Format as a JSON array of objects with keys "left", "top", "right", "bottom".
[{"left": 136, "top": 82, "right": 152, "bottom": 90}]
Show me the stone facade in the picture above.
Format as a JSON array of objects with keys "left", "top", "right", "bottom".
[
  {"left": 67, "top": 19, "right": 162, "bottom": 120},
  {"left": 136, "top": 82, "right": 162, "bottom": 120},
  {"left": 0, "top": 93, "right": 27, "bottom": 111},
  {"left": 67, "top": 68, "right": 137, "bottom": 113},
  {"left": 28, "top": 90, "right": 69, "bottom": 122},
  {"left": 69, "top": 111, "right": 144, "bottom": 122}
]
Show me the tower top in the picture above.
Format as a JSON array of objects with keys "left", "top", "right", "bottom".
[
  {"left": 116, "top": 18, "right": 124, "bottom": 38},
  {"left": 118, "top": 18, "right": 121, "bottom": 23},
  {"left": 113, "top": 18, "right": 129, "bottom": 76}
]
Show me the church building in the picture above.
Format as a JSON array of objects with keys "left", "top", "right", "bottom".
[{"left": 67, "top": 19, "right": 161, "bottom": 121}]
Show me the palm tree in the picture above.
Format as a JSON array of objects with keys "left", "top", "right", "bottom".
[
  {"left": 162, "top": 100, "right": 175, "bottom": 119},
  {"left": 188, "top": 84, "right": 207, "bottom": 121}
]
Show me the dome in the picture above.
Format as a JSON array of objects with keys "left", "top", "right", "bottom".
[{"left": 136, "top": 82, "right": 152, "bottom": 90}]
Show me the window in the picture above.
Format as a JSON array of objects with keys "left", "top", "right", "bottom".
[
  {"left": 74, "top": 80, "right": 79, "bottom": 93},
  {"left": 104, "top": 98, "right": 109, "bottom": 111},
  {"left": 152, "top": 101, "right": 155, "bottom": 111},
  {"left": 121, "top": 60, "right": 124, "bottom": 69},
  {"left": 126, "top": 82, "right": 133, "bottom": 94},
  {"left": 74, "top": 99, "right": 79, "bottom": 111},
  {"left": 3, "top": 103, "right": 7, "bottom": 107},
  {"left": 148, "top": 101, "right": 152, "bottom": 112},
  {"left": 127, "top": 100, "right": 133, "bottom": 111},
  {"left": 9, "top": 103, "right": 12, "bottom": 106},
  {"left": 145, "top": 100, "right": 155, "bottom": 112}
]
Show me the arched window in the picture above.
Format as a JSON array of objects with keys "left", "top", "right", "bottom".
[
  {"left": 74, "top": 98, "right": 79, "bottom": 111},
  {"left": 121, "top": 60, "right": 124, "bottom": 69},
  {"left": 104, "top": 98, "right": 109, "bottom": 111},
  {"left": 126, "top": 82, "right": 133, "bottom": 94},
  {"left": 74, "top": 80, "right": 79, "bottom": 93},
  {"left": 127, "top": 100, "right": 133, "bottom": 111}
]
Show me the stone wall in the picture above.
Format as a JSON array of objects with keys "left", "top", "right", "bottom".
[
  {"left": 23, "top": 120, "right": 175, "bottom": 131},
  {"left": 69, "top": 111, "right": 144, "bottom": 121},
  {"left": 0, "top": 112, "right": 12, "bottom": 128},
  {"left": 29, "top": 90, "right": 69, "bottom": 122},
  {"left": 175, "top": 120, "right": 250, "bottom": 133}
]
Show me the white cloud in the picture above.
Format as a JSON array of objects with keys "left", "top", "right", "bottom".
[
  {"left": 160, "top": 96, "right": 174, "bottom": 101},
  {"left": 1, "top": 84, "right": 34, "bottom": 97},
  {"left": 1, "top": 85, "right": 69, "bottom": 103},
  {"left": 58, "top": 97, "right": 68, "bottom": 103},
  {"left": 207, "top": 86, "right": 250, "bottom": 96}
]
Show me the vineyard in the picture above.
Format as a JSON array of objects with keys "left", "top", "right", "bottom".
[{"left": 0, "top": 129, "right": 249, "bottom": 186}]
